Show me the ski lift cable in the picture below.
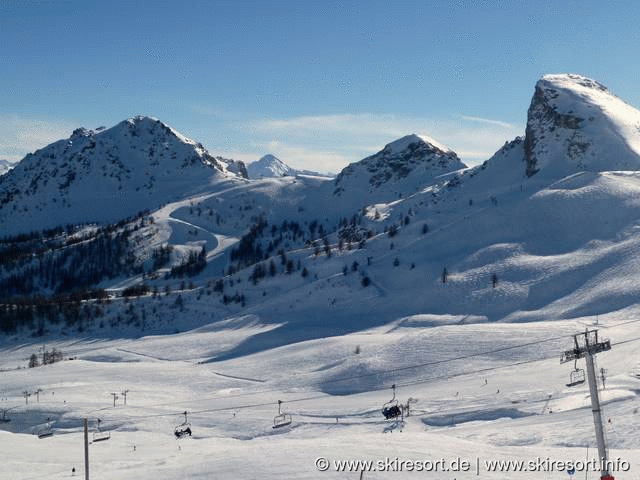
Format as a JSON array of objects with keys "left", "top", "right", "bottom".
[
  {"left": 17, "top": 339, "right": 620, "bottom": 432},
  {"left": 70, "top": 332, "right": 578, "bottom": 416},
  {"left": 93, "top": 347, "right": 557, "bottom": 420},
  {"left": 102, "top": 353, "right": 561, "bottom": 422},
  {"left": 24, "top": 331, "right": 640, "bottom": 427},
  {"left": 26, "top": 316, "right": 634, "bottom": 372},
  {"left": 65, "top": 347, "right": 582, "bottom": 426},
  {"left": 23, "top": 330, "right": 640, "bottom": 427},
  {"left": 610, "top": 335, "right": 640, "bottom": 347},
  {"left": 319, "top": 334, "right": 571, "bottom": 386},
  {"left": 17, "top": 318, "right": 640, "bottom": 411},
  {"left": 179, "top": 332, "right": 583, "bottom": 406},
  {"left": 99, "top": 355, "right": 559, "bottom": 425}
]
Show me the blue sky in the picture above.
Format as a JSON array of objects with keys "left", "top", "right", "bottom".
[{"left": 1, "top": 0, "right": 640, "bottom": 172}]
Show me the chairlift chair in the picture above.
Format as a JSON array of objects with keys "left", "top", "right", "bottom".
[
  {"left": 92, "top": 418, "right": 111, "bottom": 442},
  {"left": 382, "top": 384, "right": 402, "bottom": 420},
  {"left": 37, "top": 421, "right": 53, "bottom": 439},
  {"left": 272, "top": 400, "right": 292, "bottom": 429},
  {"left": 566, "top": 361, "right": 586, "bottom": 388},
  {"left": 0, "top": 410, "right": 10, "bottom": 423},
  {"left": 174, "top": 411, "right": 192, "bottom": 438}
]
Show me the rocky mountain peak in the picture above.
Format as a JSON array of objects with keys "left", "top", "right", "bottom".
[
  {"left": 523, "top": 74, "right": 640, "bottom": 178},
  {"left": 334, "top": 133, "right": 465, "bottom": 196}
]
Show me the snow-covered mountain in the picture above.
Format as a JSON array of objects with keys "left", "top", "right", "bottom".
[
  {"left": 5, "top": 75, "right": 640, "bottom": 479},
  {"left": 0, "top": 160, "right": 15, "bottom": 176},
  {"left": 6, "top": 73, "right": 640, "bottom": 337},
  {"left": 246, "top": 154, "right": 332, "bottom": 179},
  {"left": 246, "top": 154, "right": 294, "bottom": 178},
  {"left": 524, "top": 73, "right": 640, "bottom": 178},
  {"left": 332, "top": 134, "right": 467, "bottom": 204},
  {"left": 0, "top": 116, "right": 246, "bottom": 236}
]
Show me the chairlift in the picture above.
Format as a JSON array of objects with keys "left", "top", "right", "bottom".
[
  {"left": 92, "top": 418, "right": 111, "bottom": 442},
  {"left": 174, "top": 411, "right": 192, "bottom": 438},
  {"left": 37, "top": 420, "right": 54, "bottom": 439},
  {"left": 382, "top": 384, "right": 402, "bottom": 420},
  {"left": 0, "top": 410, "right": 10, "bottom": 423},
  {"left": 566, "top": 361, "right": 586, "bottom": 387},
  {"left": 272, "top": 400, "right": 292, "bottom": 429}
]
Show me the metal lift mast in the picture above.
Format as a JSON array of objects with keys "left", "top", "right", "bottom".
[{"left": 561, "top": 329, "right": 613, "bottom": 480}]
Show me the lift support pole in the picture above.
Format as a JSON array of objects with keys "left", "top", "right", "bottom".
[
  {"left": 84, "top": 417, "right": 89, "bottom": 480},
  {"left": 561, "top": 329, "right": 613, "bottom": 480}
]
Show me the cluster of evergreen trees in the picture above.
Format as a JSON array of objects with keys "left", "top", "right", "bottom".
[
  {"left": 0, "top": 215, "right": 152, "bottom": 300},
  {"left": 230, "top": 216, "right": 332, "bottom": 274},
  {"left": 0, "top": 291, "right": 107, "bottom": 334},
  {"left": 29, "top": 348, "right": 64, "bottom": 368},
  {"left": 168, "top": 246, "right": 207, "bottom": 277}
]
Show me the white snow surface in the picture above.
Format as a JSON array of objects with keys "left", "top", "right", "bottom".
[
  {"left": 383, "top": 133, "right": 453, "bottom": 155},
  {"left": 1, "top": 315, "right": 640, "bottom": 479}
]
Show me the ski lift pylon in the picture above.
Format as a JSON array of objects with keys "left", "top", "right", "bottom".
[
  {"left": 382, "top": 384, "right": 402, "bottom": 420},
  {"left": 272, "top": 400, "right": 292, "bottom": 429},
  {"left": 174, "top": 411, "right": 192, "bottom": 438}
]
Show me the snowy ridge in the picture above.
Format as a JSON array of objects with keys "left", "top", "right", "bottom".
[
  {"left": 246, "top": 154, "right": 331, "bottom": 179},
  {"left": 0, "top": 116, "right": 246, "bottom": 236},
  {"left": 382, "top": 133, "right": 453, "bottom": 155}
]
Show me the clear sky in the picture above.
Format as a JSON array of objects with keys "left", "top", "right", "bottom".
[{"left": 2, "top": 0, "right": 640, "bottom": 172}]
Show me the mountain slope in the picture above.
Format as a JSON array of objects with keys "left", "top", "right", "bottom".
[
  {"left": 0, "top": 116, "right": 246, "bottom": 236},
  {"left": 524, "top": 73, "right": 640, "bottom": 178},
  {"left": 7, "top": 74, "right": 640, "bottom": 350}
]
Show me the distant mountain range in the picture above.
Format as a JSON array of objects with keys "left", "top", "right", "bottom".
[{"left": 4, "top": 74, "right": 640, "bottom": 346}]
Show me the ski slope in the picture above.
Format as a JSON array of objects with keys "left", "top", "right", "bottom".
[{"left": 0, "top": 313, "right": 639, "bottom": 479}]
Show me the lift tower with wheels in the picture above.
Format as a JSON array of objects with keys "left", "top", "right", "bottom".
[{"left": 561, "top": 329, "right": 614, "bottom": 480}]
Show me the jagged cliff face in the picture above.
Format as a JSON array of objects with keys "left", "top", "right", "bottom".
[
  {"left": 524, "top": 81, "right": 586, "bottom": 176},
  {"left": 523, "top": 74, "right": 640, "bottom": 178}
]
